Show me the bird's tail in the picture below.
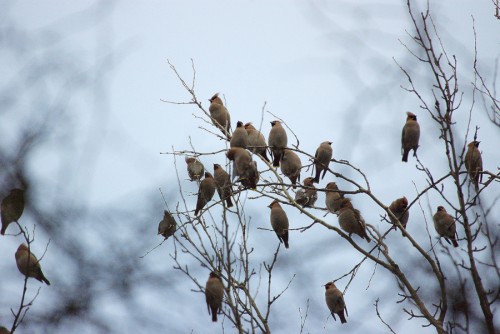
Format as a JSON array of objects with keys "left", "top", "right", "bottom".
[
  {"left": 402, "top": 149, "right": 409, "bottom": 162},
  {"left": 338, "top": 310, "right": 347, "bottom": 324}
]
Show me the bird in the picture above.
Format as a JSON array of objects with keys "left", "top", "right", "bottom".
[
  {"left": 230, "top": 121, "right": 249, "bottom": 148},
  {"left": 464, "top": 140, "right": 483, "bottom": 192},
  {"left": 295, "top": 177, "right": 317, "bottom": 207},
  {"left": 185, "top": 156, "right": 205, "bottom": 181},
  {"left": 0, "top": 326, "right": 10, "bottom": 334},
  {"left": 158, "top": 210, "right": 177, "bottom": 239},
  {"left": 401, "top": 111, "right": 420, "bottom": 162},
  {"left": 244, "top": 122, "right": 270, "bottom": 162},
  {"left": 213, "top": 164, "right": 233, "bottom": 207},
  {"left": 205, "top": 271, "right": 224, "bottom": 322},
  {"left": 15, "top": 243, "right": 50, "bottom": 285},
  {"left": 1, "top": 188, "right": 25, "bottom": 236},
  {"left": 325, "top": 282, "right": 347, "bottom": 324},
  {"left": 226, "top": 148, "right": 258, "bottom": 189},
  {"left": 195, "top": 172, "right": 216, "bottom": 216},
  {"left": 209, "top": 93, "right": 231, "bottom": 136},
  {"left": 268, "top": 200, "right": 289, "bottom": 249},
  {"left": 268, "top": 120, "right": 287, "bottom": 167},
  {"left": 325, "top": 182, "right": 343, "bottom": 214},
  {"left": 313, "top": 141, "right": 333, "bottom": 183},
  {"left": 280, "top": 149, "right": 301, "bottom": 188},
  {"left": 388, "top": 196, "right": 409, "bottom": 236},
  {"left": 433, "top": 206, "right": 458, "bottom": 247},
  {"left": 337, "top": 198, "right": 371, "bottom": 242}
]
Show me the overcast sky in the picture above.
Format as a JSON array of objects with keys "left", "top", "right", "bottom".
[{"left": 1, "top": 1, "right": 499, "bottom": 333}]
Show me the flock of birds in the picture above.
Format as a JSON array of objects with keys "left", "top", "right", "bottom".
[
  {"left": 0, "top": 93, "right": 484, "bottom": 331},
  {"left": 156, "top": 93, "right": 485, "bottom": 325}
]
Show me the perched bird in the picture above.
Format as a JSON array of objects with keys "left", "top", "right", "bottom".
[
  {"left": 388, "top": 196, "right": 409, "bottom": 236},
  {"left": 205, "top": 271, "right": 224, "bottom": 322},
  {"left": 0, "top": 326, "right": 10, "bottom": 334},
  {"left": 313, "top": 141, "right": 333, "bottom": 183},
  {"left": 195, "top": 172, "right": 216, "bottom": 216},
  {"left": 213, "top": 164, "right": 233, "bottom": 207},
  {"left": 325, "top": 282, "right": 347, "bottom": 324},
  {"left": 325, "top": 182, "right": 343, "bottom": 214},
  {"left": 268, "top": 200, "right": 289, "bottom": 249},
  {"left": 280, "top": 149, "right": 301, "bottom": 188},
  {"left": 401, "top": 112, "right": 420, "bottom": 162},
  {"left": 244, "top": 122, "right": 270, "bottom": 162},
  {"left": 433, "top": 206, "right": 458, "bottom": 247},
  {"left": 230, "top": 121, "right": 249, "bottom": 149},
  {"left": 337, "top": 198, "right": 371, "bottom": 243},
  {"left": 185, "top": 156, "right": 205, "bottom": 181},
  {"left": 268, "top": 120, "right": 287, "bottom": 167},
  {"left": 464, "top": 140, "right": 483, "bottom": 192},
  {"left": 158, "top": 210, "right": 177, "bottom": 239},
  {"left": 226, "top": 148, "right": 259, "bottom": 189},
  {"left": 15, "top": 244, "right": 50, "bottom": 285},
  {"left": 209, "top": 93, "right": 231, "bottom": 136},
  {"left": 295, "top": 177, "right": 317, "bottom": 207},
  {"left": 1, "top": 188, "right": 25, "bottom": 236}
]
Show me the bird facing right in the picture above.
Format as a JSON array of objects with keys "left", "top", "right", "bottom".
[
  {"left": 464, "top": 140, "right": 483, "bottom": 192},
  {"left": 15, "top": 243, "right": 50, "bottom": 285},
  {"left": 388, "top": 196, "right": 409, "bottom": 236},
  {"left": 195, "top": 172, "right": 216, "bottom": 216},
  {"left": 205, "top": 271, "right": 224, "bottom": 322},
  {"left": 325, "top": 282, "right": 347, "bottom": 324},
  {"left": 213, "top": 164, "right": 233, "bottom": 207},
  {"left": 244, "top": 122, "right": 270, "bottom": 162},
  {"left": 313, "top": 141, "right": 333, "bottom": 183},
  {"left": 280, "top": 149, "right": 301, "bottom": 188},
  {"left": 433, "top": 206, "right": 458, "bottom": 247},
  {"left": 185, "top": 156, "right": 205, "bottom": 181},
  {"left": 401, "top": 111, "right": 420, "bottom": 162},
  {"left": 325, "top": 182, "right": 343, "bottom": 214},
  {"left": 268, "top": 200, "right": 289, "bottom": 249},
  {"left": 1, "top": 188, "right": 25, "bottom": 235},
  {"left": 230, "top": 121, "right": 249, "bottom": 149},
  {"left": 295, "top": 177, "right": 318, "bottom": 207},
  {"left": 158, "top": 210, "right": 177, "bottom": 239}
]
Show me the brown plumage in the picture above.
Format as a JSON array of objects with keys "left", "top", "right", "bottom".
[
  {"left": 195, "top": 172, "right": 216, "bottom": 216},
  {"left": 268, "top": 200, "right": 289, "bottom": 249},
  {"left": 433, "top": 206, "right": 458, "bottom": 247},
  {"left": 158, "top": 210, "right": 177, "bottom": 239},
  {"left": 280, "top": 149, "right": 301, "bottom": 188},
  {"left": 226, "top": 148, "right": 258, "bottom": 189},
  {"left": 15, "top": 244, "right": 50, "bottom": 285},
  {"left": 401, "top": 112, "right": 420, "bottom": 162},
  {"left": 388, "top": 196, "right": 409, "bottom": 236},
  {"left": 205, "top": 271, "right": 224, "bottom": 322},
  {"left": 337, "top": 198, "right": 371, "bottom": 243},
  {"left": 268, "top": 120, "right": 287, "bottom": 167},
  {"left": 325, "top": 182, "right": 343, "bottom": 214},
  {"left": 209, "top": 93, "right": 231, "bottom": 136},
  {"left": 213, "top": 164, "right": 233, "bottom": 207},
  {"left": 185, "top": 156, "right": 205, "bottom": 181},
  {"left": 1, "top": 188, "right": 25, "bottom": 235},
  {"left": 0, "top": 326, "right": 10, "bottom": 334},
  {"left": 464, "top": 141, "right": 483, "bottom": 192},
  {"left": 230, "top": 121, "right": 249, "bottom": 148},
  {"left": 295, "top": 177, "right": 317, "bottom": 207},
  {"left": 244, "top": 122, "right": 270, "bottom": 162},
  {"left": 325, "top": 282, "right": 347, "bottom": 324},
  {"left": 313, "top": 141, "right": 333, "bottom": 183}
]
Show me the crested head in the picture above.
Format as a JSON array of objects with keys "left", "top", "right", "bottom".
[
  {"left": 339, "top": 198, "right": 352, "bottom": 209},
  {"left": 401, "top": 196, "right": 408, "bottom": 207},
  {"left": 406, "top": 111, "right": 417, "bottom": 121},
  {"left": 322, "top": 141, "right": 332, "bottom": 146},
  {"left": 326, "top": 182, "right": 338, "bottom": 190},
  {"left": 185, "top": 156, "right": 195, "bottom": 163},
  {"left": 236, "top": 121, "right": 244, "bottom": 127},
  {"left": 303, "top": 177, "right": 315, "bottom": 185},
  {"left": 209, "top": 271, "right": 220, "bottom": 279},
  {"left": 324, "top": 281, "right": 336, "bottom": 290},
  {"left": 437, "top": 206, "right": 446, "bottom": 212},
  {"left": 213, "top": 163, "right": 221, "bottom": 170},
  {"left": 209, "top": 93, "right": 220, "bottom": 102},
  {"left": 204, "top": 172, "right": 213, "bottom": 178},
  {"left": 270, "top": 120, "right": 281, "bottom": 127},
  {"left": 17, "top": 243, "right": 29, "bottom": 252},
  {"left": 268, "top": 199, "right": 280, "bottom": 208},
  {"left": 468, "top": 140, "right": 480, "bottom": 148},
  {"left": 244, "top": 122, "right": 255, "bottom": 130}
]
